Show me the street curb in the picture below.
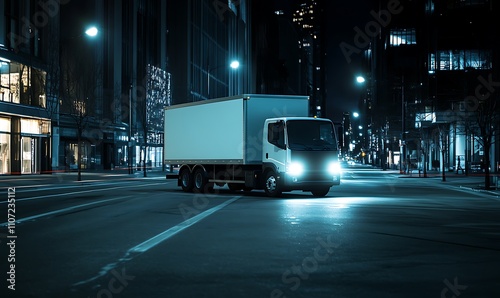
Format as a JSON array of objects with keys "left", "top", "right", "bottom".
[{"left": 458, "top": 185, "right": 500, "bottom": 197}]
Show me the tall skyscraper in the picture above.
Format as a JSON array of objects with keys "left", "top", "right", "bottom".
[{"left": 292, "top": 0, "right": 327, "bottom": 117}]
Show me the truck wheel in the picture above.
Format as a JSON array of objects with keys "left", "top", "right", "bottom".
[
  {"left": 264, "top": 171, "right": 282, "bottom": 197},
  {"left": 311, "top": 187, "right": 330, "bottom": 197},
  {"left": 180, "top": 168, "right": 193, "bottom": 192},
  {"left": 193, "top": 168, "right": 210, "bottom": 193}
]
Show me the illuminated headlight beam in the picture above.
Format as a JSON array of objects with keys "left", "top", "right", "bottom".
[
  {"left": 287, "top": 162, "right": 304, "bottom": 176},
  {"left": 328, "top": 162, "right": 342, "bottom": 175}
]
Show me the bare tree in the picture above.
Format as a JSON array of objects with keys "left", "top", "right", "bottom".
[
  {"left": 434, "top": 124, "right": 450, "bottom": 182},
  {"left": 467, "top": 74, "right": 500, "bottom": 189},
  {"left": 60, "top": 47, "right": 100, "bottom": 181}
]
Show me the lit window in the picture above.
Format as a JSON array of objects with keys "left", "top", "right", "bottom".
[
  {"left": 389, "top": 29, "right": 416, "bottom": 46},
  {"left": 429, "top": 53, "right": 436, "bottom": 73},
  {"left": 434, "top": 50, "right": 492, "bottom": 71},
  {"left": 73, "top": 100, "right": 86, "bottom": 114}
]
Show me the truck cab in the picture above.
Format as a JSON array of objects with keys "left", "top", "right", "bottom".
[{"left": 262, "top": 117, "right": 341, "bottom": 197}]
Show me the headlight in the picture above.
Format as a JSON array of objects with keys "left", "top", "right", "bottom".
[
  {"left": 287, "top": 162, "right": 304, "bottom": 176},
  {"left": 328, "top": 162, "right": 342, "bottom": 175}
]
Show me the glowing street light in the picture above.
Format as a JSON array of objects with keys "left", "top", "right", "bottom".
[
  {"left": 85, "top": 26, "right": 99, "bottom": 37},
  {"left": 353, "top": 112, "right": 360, "bottom": 118},
  {"left": 207, "top": 60, "right": 240, "bottom": 98},
  {"left": 356, "top": 76, "right": 366, "bottom": 84},
  {"left": 230, "top": 60, "right": 240, "bottom": 69}
]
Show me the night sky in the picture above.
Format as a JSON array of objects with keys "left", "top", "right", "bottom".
[{"left": 326, "top": 0, "right": 374, "bottom": 121}]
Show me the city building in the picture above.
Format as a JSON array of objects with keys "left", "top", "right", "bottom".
[
  {"left": 0, "top": 0, "right": 56, "bottom": 174},
  {"left": 292, "top": 0, "right": 327, "bottom": 117},
  {"left": 167, "top": 0, "right": 250, "bottom": 103},
  {"left": 251, "top": 2, "right": 303, "bottom": 97},
  {"left": 58, "top": 0, "right": 168, "bottom": 172},
  {"left": 362, "top": 0, "right": 500, "bottom": 174}
]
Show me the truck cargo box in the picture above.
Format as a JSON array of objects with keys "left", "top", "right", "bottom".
[{"left": 164, "top": 94, "right": 309, "bottom": 165}]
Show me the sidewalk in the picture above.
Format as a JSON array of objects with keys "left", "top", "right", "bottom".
[
  {"left": 0, "top": 167, "right": 169, "bottom": 187},
  {"left": 397, "top": 168, "right": 500, "bottom": 194}
]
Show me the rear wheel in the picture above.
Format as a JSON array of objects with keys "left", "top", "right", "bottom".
[
  {"left": 179, "top": 168, "right": 193, "bottom": 192},
  {"left": 311, "top": 187, "right": 330, "bottom": 197},
  {"left": 264, "top": 171, "right": 282, "bottom": 197},
  {"left": 193, "top": 168, "right": 212, "bottom": 193}
]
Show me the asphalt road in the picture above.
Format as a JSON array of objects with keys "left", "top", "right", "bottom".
[{"left": 1, "top": 168, "right": 499, "bottom": 297}]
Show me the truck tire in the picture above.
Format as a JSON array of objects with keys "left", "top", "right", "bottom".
[
  {"left": 311, "top": 187, "right": 330, "bottom": 197},
  {"left": 264, "top": 171, "right": 282, "bottom": 197},
  {"left": 193, "top": 168, "right": 212, "bottom": 193},
  {"left": 180, "top": 168, "right": 193, "bottom": 192}
]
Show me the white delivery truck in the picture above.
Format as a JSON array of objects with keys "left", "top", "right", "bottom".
[{"left": 164, "top": 94, "right": 341, "bottom": 197}]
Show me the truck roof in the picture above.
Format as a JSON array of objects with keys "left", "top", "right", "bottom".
[
  {"left": 164, "top": 94, "right": 310, "bottom": 110},
  {"left": 267, "top": 116, "right": 333, "bottom": 122}
]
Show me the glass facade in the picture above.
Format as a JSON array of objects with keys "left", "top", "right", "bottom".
[
  {"left": 431, "top": 49, "right": 493, "bottom": 71},
  {"left": 0, "top": 117, "right": 50, "bottom": 174},
  {"left": 0, "top": 59, "right": 46, "bottom": 107}
]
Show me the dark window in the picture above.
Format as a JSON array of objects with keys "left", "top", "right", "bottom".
[{"left": 268, "top": 121, "right": 285, "bottom": 149}]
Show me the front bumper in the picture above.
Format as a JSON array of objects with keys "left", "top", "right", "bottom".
[{"left": 283, "top": 171, "right": 340, "bottom": 190}]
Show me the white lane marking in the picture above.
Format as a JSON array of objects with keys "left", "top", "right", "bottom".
[
  {"left": 0, "top": 196, "right": 133, "bottom": 226},
  {"left": 130, "top": 195, "right": 240, "bottom": 253},
  {"left": 0, "top": 182, "right": 166, "bottom": 204},
  {"left": 72, "top": 195, "right": 241, "bottom": 287},
  {"left": 3, "top": 180, "right": 138, "bottom": 192}
]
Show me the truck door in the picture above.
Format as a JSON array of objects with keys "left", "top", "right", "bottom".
[{"left": 263, "top": 120, "right": 287, "bottom": 173}]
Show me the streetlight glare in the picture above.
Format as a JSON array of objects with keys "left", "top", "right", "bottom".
[
  {"left": 230, "top": 60, "right": 240, "bottom": 69},
  {"left": 353, "top": 112, "right": 359, "bottom": 118},
  {"left": 356, "top": 76, "right": 365, "bottom": 83},
  {"left": 85, "top": 26, "right": 99, "bottom": 37}
]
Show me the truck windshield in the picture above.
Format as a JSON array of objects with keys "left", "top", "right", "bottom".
[{"left": 287, "top": 120, "right": 338, "bottom": 151}]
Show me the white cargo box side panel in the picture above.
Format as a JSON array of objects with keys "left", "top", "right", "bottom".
[
  {"left": 164, "top": 98, "right": 244, "bottom": 163},
  {"left": 244, "top": 95, "right": 309, "bottom": 164}
]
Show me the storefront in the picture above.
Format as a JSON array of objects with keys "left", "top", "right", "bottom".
[
  {"left": 0, "top": 116, "right": 51, "bottom": 175},
  {"left": 1, "top": 54, "right": 51, "bottom": 175}
]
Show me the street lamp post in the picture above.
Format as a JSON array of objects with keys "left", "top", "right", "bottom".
[
  {"left": 83, "top": 26, "right": 135, "bottom": 174},
  {"left": 60, "top": 25, "right": 101, "bottom": 180},
  {"left": 207, "top": 60, "right": 240, "bottom": 99},
  {"left": 128, "top": 84, "right": 133, "bottom": 174},
  {"left": 401, "top": 75, "right": 406, "bottom": 174}
]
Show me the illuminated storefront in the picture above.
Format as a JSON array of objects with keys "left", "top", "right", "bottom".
[
  {"left": 0, "top": 57, "right": 51, "bottom": 175},
  {"left": 0, "top": 116, "right": 51, "bottom": 174}
]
